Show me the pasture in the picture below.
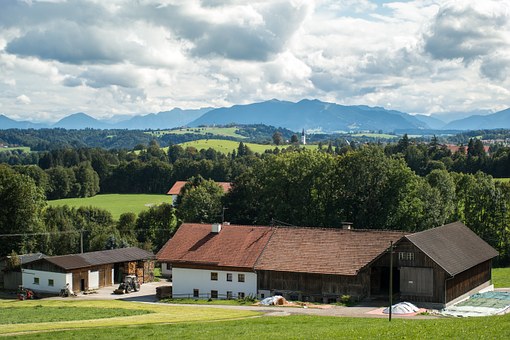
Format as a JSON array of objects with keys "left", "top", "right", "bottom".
[
  {"left": 46, "top": 194, "right": 170, "bottom": 219},
  {"left": 0, "top": 146, "right": 31, "bottom": 152},
  {"left": 177, "top": 139, "right": 318, "bottom": 154},
  {"left": 493, "top": 267, "right": 510, "bottom": 288},
  {"left": 1, "top": 299, "right": 508, "bottom": 339},
  {"left": 350, "top": 133, "right": 398, "bottom": 139},
  {"left": 148, "top": 127, "right": 246, "bottom": 139}
]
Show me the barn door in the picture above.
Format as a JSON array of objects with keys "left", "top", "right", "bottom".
[{"left": 400, "top": 267, "right": 433, "bottom": 296}]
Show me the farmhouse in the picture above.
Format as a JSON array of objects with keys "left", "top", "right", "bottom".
[
  {"left": 0, "top": 253, "right": 46, "bottom": 290},
  {"left": 21, "top": 247, "right": 155, "bottom": 294},
  {"left": 157, "top": 222, "right": 498, "bottom": 307}
]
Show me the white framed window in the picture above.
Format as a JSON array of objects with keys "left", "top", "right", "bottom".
[
  {"left": 398, "top": 252, "right": 415, "bottom": 261},
  {"left": 238, "top": 274, "right": 245, "bottom": 282},
  {"left": 227, "top": 291, "right": 233, "bottom": 299},
  {"left": 33, "top": 277, "right": 39, "bottom": 285},
  {"left": 211, "top": 290, "right": 218, "bottom": 299},
  {"left": 227, "top": 273, "right": 232, "bottom": 281},
  {"left": 48, "top": 279, "right": 54, "bottom": 287},
  {"left": 238, "top": 292, "right": 245, "bottom": 299},
  {"left": 211, "top": 272, "right": 218, "bottom": 281}
]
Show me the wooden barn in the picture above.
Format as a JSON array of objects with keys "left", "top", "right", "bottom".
[
  {"left": 158, "top": 222, "right": 498, "bottom": 307},
  {"left": 370, "top": 222, "right": 499, "bottom": 307},
  {"left": 22, "top": 247, "right": 155, "bottom": 294}
]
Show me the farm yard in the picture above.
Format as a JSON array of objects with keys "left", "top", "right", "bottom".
[
  {"left": 148, "top": 127, "right": 247, "bottom": 139},
  {"left": 46, "top": 194, "right": 170, "bottom": 220}
]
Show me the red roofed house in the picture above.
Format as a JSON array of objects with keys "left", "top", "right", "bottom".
[
  {"left": 167, "top": 181, "right": 232, "bottom": 205},
  {"left": 157, "top": 222, "right": 498, "bottom": 307}
]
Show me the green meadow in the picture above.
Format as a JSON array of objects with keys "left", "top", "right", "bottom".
[
  {"left": 177, "top": 139, "right": 318, "bottom": 154},
  {"left": 493, "top": 267, "right": 510, "bottom": 288},
  {"left": 0, "top": 146, "right": 31, "bottom": 152},
  {"left": 2, "top": 299, "right": 508, "bottom": 339},
  {"left": 46, "top": 194, "right": 171, "bottom": 219},
  {"left": 147, "top": 127, "right": 246, "bottom": 139}
]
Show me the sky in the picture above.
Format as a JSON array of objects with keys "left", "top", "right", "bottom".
[{"left": 0, "top": 0, "right": 509, "bottom": 123}]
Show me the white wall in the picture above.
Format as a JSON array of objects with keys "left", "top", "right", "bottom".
[
  {"left": 89, "top": 270, "right": 99, "bottom": 289},
  {"left": 22, "top": 269, "right": 72, "bottom": 294},
  {"left": 172, "top": 267, "right": 257, "bottom": 299},
  {"left": 161, "top": 263, "right": 172, "bottom": 277}
]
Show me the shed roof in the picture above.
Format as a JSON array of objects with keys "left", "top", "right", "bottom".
[
  {"left": 43, "top": 247, "right": 155, "bottom": 270},
  {"left": 255, "top": 227, "right": 404, "bottom": 275},
  {"left": 166, "top": 181, "right": 231, "bottom": 195},
  {"left": 405, "top": 221, "right": 499, "bottom": 276},
  {"left": 157, "top": 223, "right": 273, "bottom": 269}
]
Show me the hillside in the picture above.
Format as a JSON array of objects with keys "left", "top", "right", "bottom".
[
  {"left": 189, "top": 99, "right": 428, "bottom": 132},
  {"left": 444, "top": 108, "right": 510, "bottom": 130}
]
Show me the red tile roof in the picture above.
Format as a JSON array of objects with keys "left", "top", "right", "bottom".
[
  {"left": 255, "top": 227, "right": 404, "bottom": 276},
  {"left": 157, "top": 223, "right": 273, "bottom": 270},
  {"left": 158, "top": 223, "right": 404, "bottom": 275},
  {"left": 166, "top": 181, "right": 232, "bottom": 195}
]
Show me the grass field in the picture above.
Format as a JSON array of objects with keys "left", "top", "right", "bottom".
[
  {"left": 148, "top": 127, "right": 247, "bottom": 139},
  {"left": 350, "top": 133, "right": 398, "bottom": 139},
  {"left": 0, "top": 299, "right": 258, "bottom": 337},
  {"left": 177, "top": 139, "right": 318, "bottom": 154},
  {"left": 493, "top": 267, "right": 510, "bottom": 288},
  {"left": 0, "top": 146, "right": 31, "bottom": 153},
  {"left": 3, "top": 301, "right": 509, "bottom": 339},
  {"left": 46, "top": 194, "right": 171, "bottom": 219}
]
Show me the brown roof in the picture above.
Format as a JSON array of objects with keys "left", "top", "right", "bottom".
[
  {"left": 43, "top": 247, "right": 155, "bottom": 270},
  {"left": 158, "top": 223, "right": 404, "bottom": 275},
  {"left": 157, "top": 223, "right": 273, "bottom": 269},
  {"left": 166, "top": 181, "right": 232, "bottom": 195},
  {"left": 405, "top": 221, "right": 499, "bottom": 276},
  {"left": 255, "top": 227, "right": 404, "bottom": 276}
]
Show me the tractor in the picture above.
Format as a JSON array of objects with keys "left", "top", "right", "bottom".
[{"left": 113, "top": 275, "right": 140, "bottom": 294}]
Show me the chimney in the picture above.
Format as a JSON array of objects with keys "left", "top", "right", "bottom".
[
  {"left": 212, "top": 223, "right": 222, "bottom": 233},
  {"left": 341, "top": 222, "right": 353, "bottom": 230}
]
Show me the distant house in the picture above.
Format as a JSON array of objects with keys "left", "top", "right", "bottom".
[
  {"left": 158, "top": 222, "right": 498, "bottom": 307},
  {"left": 21, "top": 247, "right": 155, "bottom": 294},
  {"left": 0, "top": 253, "right": 46, "bottom": 290},
  {"left": 166, "top": 181, "right": 232, "bottom": 205}
]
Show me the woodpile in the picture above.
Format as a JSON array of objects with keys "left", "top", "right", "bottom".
[{"left": 156, "top": 285, "right": 172, "bottom": 299}]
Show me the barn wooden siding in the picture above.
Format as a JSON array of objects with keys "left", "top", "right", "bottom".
[
  {"left": 371, "top": 239, "right": 447, "bottom": 304},
  {"left": 445, "top": 260, "right": 492, "bottom": 302},
  {"left": 257, "top": 270, "right": 370, "bottom": 302}
]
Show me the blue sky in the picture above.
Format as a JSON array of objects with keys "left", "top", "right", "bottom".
[{"left": 0, "top": 0, "right": 509, "bottom": 122}]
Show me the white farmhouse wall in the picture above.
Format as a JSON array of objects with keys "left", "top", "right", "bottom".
[
  {"left": 89, "top": 270, "right": 99, "bottom": 289},
  {"left": 161, "top": 263, "right": 172, "bottom": 277},
  {"left": 172, "top": 268, "right": 257, "bottom": 299},
  {"left": 22, "top": 269, "right": 72, "bottom": 294}
]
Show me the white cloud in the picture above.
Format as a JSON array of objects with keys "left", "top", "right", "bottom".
[{"left": 0, "top": 0, "right": 509, "bottom": 122}]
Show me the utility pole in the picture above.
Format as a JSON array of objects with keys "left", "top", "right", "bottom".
[
  {"left": 80, "top": 230, "right": 84, "bottom": 254},
  {"left": 389, "top": 240, "right": 393, "bottom": 322}
]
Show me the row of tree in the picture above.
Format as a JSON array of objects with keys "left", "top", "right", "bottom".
[{"left": 0, "top": 164, "right": 178, "bottom": 256}]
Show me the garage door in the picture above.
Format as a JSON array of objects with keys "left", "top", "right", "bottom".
[
  {"left": 89, "top": 270, "right": 99, "bottom": 289},
  {"left": 400, "top": 267, "right": 433, "bottom": 296}
]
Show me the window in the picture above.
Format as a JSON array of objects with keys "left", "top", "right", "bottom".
[
  {"left": 48, "top": 279, "right": 54, "bottom": 287},
  {"left": 226, "top": 273, "right": 232, "bottom": 282},
  {"left": 33, "top": 277, "right": 39, "bottom": 285},
  {"left": 226, "top": 291, "right": 233, "bottom": 299},
  {"left": 238, "top": 274, "right": 245, "bottom": 282},
  {"left": 211, "top": 272, "right": 218, "bottom": 281},
  {"left": 211, "top": 290, "right": 218, "bottom": 299},
  {"left": 398, "top": 252, "right": 415, "bottom": 261},
  {"left": 193, "top": 289, "right": 199, "bottom": 298},
  {"left": 238, "top": 292, "right": 245, "bottom": 299}
]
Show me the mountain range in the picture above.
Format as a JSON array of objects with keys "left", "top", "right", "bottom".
[{"left": 1, "top": 99, "right": 509, "bottom": 132}]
